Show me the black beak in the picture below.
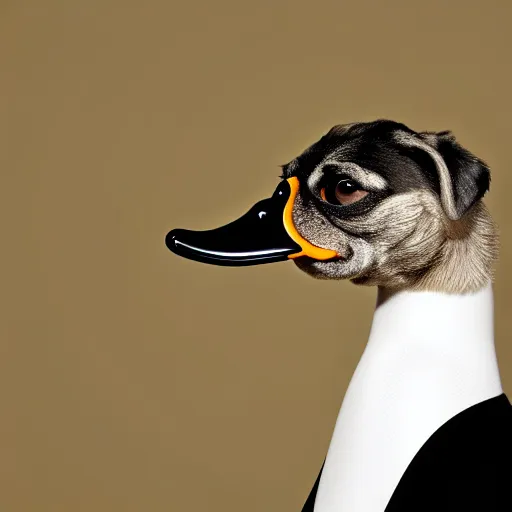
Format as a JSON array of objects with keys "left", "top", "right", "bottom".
[{"left": 165, "top": 178, "right": 339, "bottom": 266}]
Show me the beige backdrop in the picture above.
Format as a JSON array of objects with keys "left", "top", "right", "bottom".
[{"left": 2, "top": 1, "right": 511, "bottom": 511}]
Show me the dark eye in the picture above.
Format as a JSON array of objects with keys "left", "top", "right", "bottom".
[{"left": 320, "top": 178, "right": 369, "bottom": 205}]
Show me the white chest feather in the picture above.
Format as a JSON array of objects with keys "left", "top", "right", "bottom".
[{"left": 313, "top": 282, "right": 503, "bottom": 512}]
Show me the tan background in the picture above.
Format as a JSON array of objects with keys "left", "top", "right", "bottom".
[{"left": 2, "top": 1, "right": 511, "bottom": 511}]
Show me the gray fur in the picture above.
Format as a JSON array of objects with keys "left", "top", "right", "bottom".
[
  {"left": 288, "top": 121, "right": 499, "bottom": 294},
  {"left": 308, "top": 161, "right": 388, "bottom": 192}
]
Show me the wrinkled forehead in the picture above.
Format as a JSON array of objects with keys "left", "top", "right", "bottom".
[{"left": 282, "top": 122, "right": 435, "bottom": 192}]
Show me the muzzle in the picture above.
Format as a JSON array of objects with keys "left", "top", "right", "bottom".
[{"left": 165, "top": 177, "right": 339, "bottom": 266}]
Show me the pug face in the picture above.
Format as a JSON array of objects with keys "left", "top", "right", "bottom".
[{"left": 281, "top": 120, "right": 498, "bottom": 292}]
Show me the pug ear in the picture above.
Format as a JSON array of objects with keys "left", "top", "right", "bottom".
[{"left": 396, "top": 130, "right": 491, "bottom": 220}]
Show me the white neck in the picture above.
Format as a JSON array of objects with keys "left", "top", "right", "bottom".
[{"left": 313, "top": 280, "right": 503, "bottom": 512}]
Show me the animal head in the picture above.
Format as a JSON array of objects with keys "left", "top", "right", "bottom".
[
  {"left": 283, "top": 120, "right": 498, "bottom": 293},
  {"left": 166, "top": 120, "right": 499, "bottom": 294}
]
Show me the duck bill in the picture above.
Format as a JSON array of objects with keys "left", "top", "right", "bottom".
[{"left": 165, "top": 177, "right": 339, "bottom": 266}]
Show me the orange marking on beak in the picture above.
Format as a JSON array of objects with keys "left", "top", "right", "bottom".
[{"left": 284, "top": 177, "right": 339, "bottom": 261}]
